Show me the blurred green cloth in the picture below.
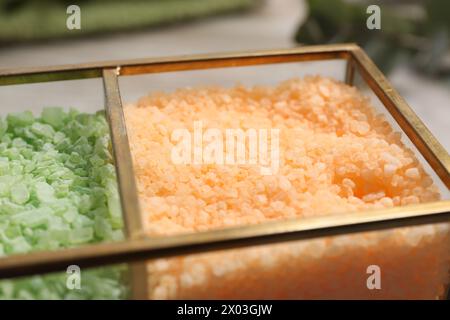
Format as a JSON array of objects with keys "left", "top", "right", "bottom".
[{"left": 0, "top": 0, "right": 258, "bottom": 43}]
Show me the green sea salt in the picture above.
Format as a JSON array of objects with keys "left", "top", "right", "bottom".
[{"left": 0, "top": 108, "right": 127, "bottom": 300}]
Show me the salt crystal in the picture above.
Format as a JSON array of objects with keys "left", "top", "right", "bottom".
[
  {"left": 405, "top": 167, "right": 420, "bottom": 180},
  {"left": 279, "top": 176, "right": 292, "bottom": 190},
  {"left": 384, "top": 163, "right": 397, "bottom": 176}
]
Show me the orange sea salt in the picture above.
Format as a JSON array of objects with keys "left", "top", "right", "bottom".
[{"left": 124, "top": 76, "right": 450, "bottom": 299}]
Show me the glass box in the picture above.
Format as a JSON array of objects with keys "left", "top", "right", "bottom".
[{"left": 0, "top": 44, "right": 449, "bottom": 299}]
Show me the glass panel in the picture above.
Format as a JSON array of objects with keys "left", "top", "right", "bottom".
[
  {"left": 119, "top": 60, "right": 347, "bottom": 103},
  {"left": 0, "top": 78, "right": 129, "bottom": 299},
  {"left": 146, "top": 222, "right": 450, "bottom": 299},
  {"left": 120, "top": 59, "right": 446, "bottom": 236},
  {"left": 119, "top": 59, "right": 449, "bottom": 299}
]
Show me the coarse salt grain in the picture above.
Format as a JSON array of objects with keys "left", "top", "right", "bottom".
[
  {"left": 384, "top": 163, "right": 397, "bottom": 176},
  {"left": 278, "top": 176, "right": 292, "bottom": 191},
  {"left": 405, "top": 167, "right": 420, "bottom": 180}
]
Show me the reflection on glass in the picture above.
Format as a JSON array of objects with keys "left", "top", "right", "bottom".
[
  {"left": 147, "top": 223, "right": 450, "bottom": 299},
  {"left": 0, "top": 264, "right": 128, "bottom": 300}
]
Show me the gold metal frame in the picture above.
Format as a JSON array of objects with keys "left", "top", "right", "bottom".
[{"left": 0, "top": 44, "right": 449, "bottom": 299}]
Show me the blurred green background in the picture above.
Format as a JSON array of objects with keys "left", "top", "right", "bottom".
[
  {"left": 0, "top": 0, "right": 257, "bottom": 42},
  {"left": 0, "top": 0, "right": 449, "bottom": 153},
  {"left": 296, "top": 0, "right": 450, "bottom": 78}
]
